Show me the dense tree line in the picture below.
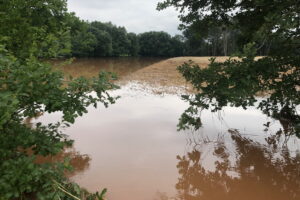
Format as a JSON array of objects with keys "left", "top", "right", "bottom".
[
  {"left": 139, "top": 31, "right": 185, "bottom": 56},
  {"left": 1, "top": 4, "right": 281, "bottom": 59},
  {"left": 65, "top": 15, "right": 248, "bottom": 58},
  {"left": 3, "top": 8, "right": 277, "bottom": 59},
  {"left": 64, "top": 13, "right": 278, "bottom": 58},
  {"left": 60, "top": 13, "right": 185, "bottom": 57},
  {"left": 65, "top": 13, "right": 277, "bottom": 58}
]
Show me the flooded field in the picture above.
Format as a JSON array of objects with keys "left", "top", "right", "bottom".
[
  {"left": 37, "top": 58, "right": 300, "bottom": 200},
  {"left": 51, "top": 57, "right": 165, "bottom": 79}
]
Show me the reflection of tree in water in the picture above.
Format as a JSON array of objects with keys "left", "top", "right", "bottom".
[
  {"left": 175, "top": 130, "right": 300, "bottom": 200},
  {"left": 24, "top": 117, "right": 91, "bottom": 177},
  {"left": 265, "top": 117, "right": 299, "bottom": 148},
  {"left": 36, "top": 147, "right": 91, "bottom": 177}
]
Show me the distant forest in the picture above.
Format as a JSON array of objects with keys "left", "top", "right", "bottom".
[
  {"left": 42, "top": 12, "right": 275, "bottom": 58},
  {"left": 65, "top": 13, "right": 185, "bottom": 57}
]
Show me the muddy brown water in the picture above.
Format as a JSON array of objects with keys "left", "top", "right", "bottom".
[{"left": 36, "top": 58, "right": 300, "bottom": 200}]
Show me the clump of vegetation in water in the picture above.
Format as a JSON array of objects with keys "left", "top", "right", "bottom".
[
  {"left": 0, "top": 0, "right": 116, "bottom": 199},
  {"left": 158, "top": 0, "right": 300, "bottom": 136}
]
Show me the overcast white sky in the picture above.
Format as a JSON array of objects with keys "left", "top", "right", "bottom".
[{"left": 67, "top": 0, "right": 182, "bottom": 35}]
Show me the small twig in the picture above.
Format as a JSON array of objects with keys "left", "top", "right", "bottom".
[{"left": 56, "top": 186, "right": 81, "bottom": 200}]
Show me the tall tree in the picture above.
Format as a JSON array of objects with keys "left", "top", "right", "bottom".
[
  {"left": 90, "top": 22, "right": 130, "bottom": 56},
  {"left": 90, "top": 26, "right": 113, "bottom": 57},
  {"left": 127, "top": 32, "right": 140, "bottom": 56},
  {"left": 139, "top": 31, "right": 176, "bottom": 56},
  {"left": 171, "top": 35, "right": 185, "bottom": 56},
  {"left": 66, "top": 13, "right": 98, "bottom": 57}
]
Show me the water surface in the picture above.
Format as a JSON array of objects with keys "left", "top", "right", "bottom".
[
  {"left": 38, "top": 58, "right": 300, "bottom": 200},
  {"left": 52, "top": 57, "right": 165, "bottom": 78}
]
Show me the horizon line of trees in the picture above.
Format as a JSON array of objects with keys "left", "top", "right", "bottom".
[
  {"left": 1, "top": 9, "right": 279, "bottom": 60},
  {"left": 58, "top": 13, "right": 274, "bottom": 58},
  {"left": 63, "top": 13, "right": 185, "bottom": 58}
]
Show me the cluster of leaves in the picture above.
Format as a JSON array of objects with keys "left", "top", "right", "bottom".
[
  {"left": 158, "top": 0, "right": 300, "bottom": 136},
  {"left": 0, "top": 46, "right": 117, "bottom": 199},
  {"left": 178, "top": 54, "right": 300, "bottom": 136},
  {"left": 0, "top": 0, "right": 71, "bottom": 59},
  {"left": 0, "top": 0, "right": 119, "bottom": 199}
]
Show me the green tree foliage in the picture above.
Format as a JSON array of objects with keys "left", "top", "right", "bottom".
[
  {"left": 0, "top": 0, "right": 71, "bottom": 59},
  {"left": 71, "top": 31, "right": 98, "bottom": 57},
  {"left": 110, "top": 26, "right": 130, "bottom": 56},
  {"left": 90, "top": 27, "right": 113, "bottom": 57},
  {"left": 139, "top": 31, "right": 184, "bottom": 57},
  {"left": 158, "top": 0, "right": 300, "bottom": 136},
  {"left": 90, "top": 22, "right": 130, "bottom": 57},
  {"left": 170, "top": 35, "right": 185, "bottom": 56},
  {"left": 66, "top": 13, "right": 98, "bottom": 57},
  {"left": 67, "top": 18, "right": 186, "bottom": 57},
  {"left": 68, "top": 20, "right": 136, "bottom": 57},
  {"left": 0, "top": 0, "right": 117, "bottom": 199},
  {"left": 127, "top": 33, "right": 140, "bottom": 56},
  {"left": 183, "top": 24, "right": 240, "bottom": 56}
]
